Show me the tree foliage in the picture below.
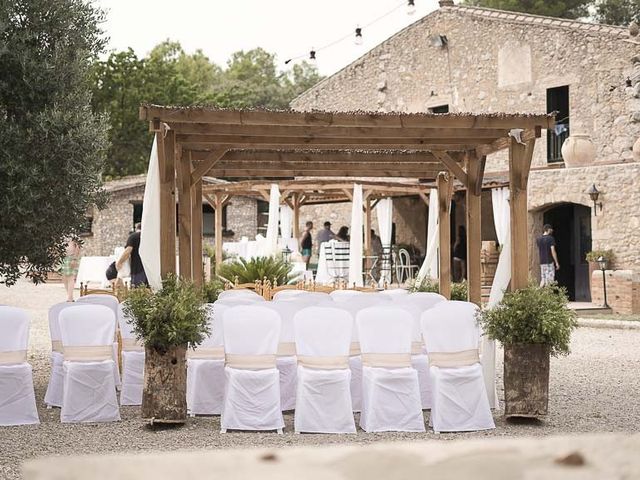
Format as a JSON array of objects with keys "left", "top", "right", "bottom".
[
  {"left": 594, "top": 0, "right": 640, "bottom": 25},
  {"left": 463, "top": 0, "right": 592, "bottom": 18},
  {"left": 91, "top": 43, "right": 323, "bottom": 178},
  {"left": 0, "top": 0, "right": 108, "bottom": 285}
]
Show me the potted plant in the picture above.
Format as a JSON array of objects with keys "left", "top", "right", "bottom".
[
  {"left": 408, "top": 277, "right": 469, "bottom": 301},
  {"left": 217, "top": 256, "right": 294, "bottom": 286},
  {"left": 478, "top": 284, "right": 577, "bottom": 418},
  {"left": 586, "top": 250, "right": 614, "bottom": 297},
  {"left": 122, "top": 275, "right": 209, "bottom": 424}
]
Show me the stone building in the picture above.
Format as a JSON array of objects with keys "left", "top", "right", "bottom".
[{"left": 291, "top": 2, "right": 640, "bottom": 312}]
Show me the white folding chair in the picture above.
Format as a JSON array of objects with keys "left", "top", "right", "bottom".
[
  {"left": 45, "top": 302, "right": 82, "bottom": 408},
  {"left": 395, "top": 248, "right": 419, "bottom": 284},
  {"left": 118, "top": 304, "right": 145, "bottom": 406},
  {"left": 217, "top": 289, "right": 265, "bottom": 302},
  {"left": 421, "top": 301, "right": 495, "bottom": 433},
  {"left": 294, "top": 306, "right": 355, "bottom": 433},
  {"left": 265, "top": 300, "right": 306, "bottom": 411},
  {"left": 221, "top": 305, "right": 283, "bottom": 432},
  {"left": 187, "top": 303, "right": 225, "bottom": 416},
  {"left": 76, "top": 294, "right": 121, "bottom": 389},
  {"left": 0, "top": 307, "right": 39, "bottom": 426},
  {"left": 357, "top": 306, "right": 425, "bottom": 432},
  {"left": 59, "top": 305, "right": 120, "bottom": 423}
]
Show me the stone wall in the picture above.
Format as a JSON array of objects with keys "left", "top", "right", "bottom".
[{"left": 591, "top": 269, "right": 640, "bottom": 314}]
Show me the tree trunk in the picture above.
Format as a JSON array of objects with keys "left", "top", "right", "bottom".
[
  {"left": 141, "top": 345, "right": 187, "bottom": 424},
  {"left": 503, "top": 344, "right": 550, "bottom": 418}
]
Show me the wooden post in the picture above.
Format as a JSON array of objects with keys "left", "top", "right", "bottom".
[
  {"left": 465, "top": 153, "right": 482, "bottom": 305},
  {"left": 509, "top": 138, "right": 535, "bottom": 291},
  {"left": 364, "top": 195, "right": 372, "bottom": 256},
  {"left": 437, "top": 172, "right": 453, "bottom": 299},
  {"left": 157, "top": 130, "right": 176, "bottom": 278},
  {"left": 292, "top": 192, "right": 301, "bottom": 241},
  {"left": 214, "top": 193, "right": 225, "bottom": 273},
  {"left": 177, "top": 146, "right": 192, "bottom": 280},
  {"left": 191, "top": 178, "right": 203, "bottom": 286}
]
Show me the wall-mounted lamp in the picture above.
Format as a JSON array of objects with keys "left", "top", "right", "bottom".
[{"left": 586, "top": 184, "right": 603, "bottom": 216}]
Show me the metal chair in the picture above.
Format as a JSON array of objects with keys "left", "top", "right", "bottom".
[{"left": 395, "top": 248, "right": 418, "bottom": 284}]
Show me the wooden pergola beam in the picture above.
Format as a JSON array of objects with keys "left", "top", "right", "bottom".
[
  {"left": 183, "top": 142, "right": 477, "bottom": 151},
  {"left": 157, "top": 129, "right": 176, "bottom": 277},
  {"left": 190, "top": 150, "right": 447, "bottom": 164},
  {"left": 432, "top": 151, "right": 469, "bottom": 188},
  {"left": 475, "top": 127, "right": 541, "bottom": 157},
  {"left": 208, "top": 168, "right": 442, "bottom": 179},
  {"left": 190, "top": 148, "right": 227, "bottom": 186},
  {"left": 465, "top": 152, "right": 482, "bottom": 305},
  {"left": 437, "top": 172, "right": 453, "bottom": 299}
]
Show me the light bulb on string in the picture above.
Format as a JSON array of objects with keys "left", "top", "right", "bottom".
[
  {"left": 355, "top": 27, "right": 363, "bottom": 46},
  {"left": 309, "top": 48, "right": 317, "bottom": 66},
  {"left": 407, "top": 0, "right": 416, "bottom": 15}
]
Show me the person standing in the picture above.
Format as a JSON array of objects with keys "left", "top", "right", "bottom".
[
  {"left": 117, "top": 223, "right": 148, "bottom": 287},
  {"left": 316, "top": 221, "right": 335, "bottom": 253},
  {"left": 336, "top": 226, "right": 350, "bottom": 242},
  {"left": 60, "top": 239, "right": 81, "bottom": 302},
  {"left": 537, "top": 224, "right": 560, "bottom": 286},
  {"left": 300, "top": 221, "right": 314, "bottom": 269},
  {"left": 453, "top": 225, "right": 467, "bottom": 282}
]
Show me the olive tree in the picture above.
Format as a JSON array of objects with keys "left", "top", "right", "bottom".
[{"left": 0, "top": 0, "right": 108, "bottom": 285}]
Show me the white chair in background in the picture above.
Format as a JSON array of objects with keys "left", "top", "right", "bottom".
[
  {"left": 215, "top": 296, "right": 266, "bottom": 307},
  {"left": 294, "top": 306, "right": 355, "bottom": 434},
  {"left": 395, "top": 248, "right": 419, "bottom": 284},
  {"left": 379, "top": 288, "right": 409, "bottom": 298},
  {"left": 76, "top": 294, "right": 121, "bottom": 389},
  {"left": 187, "top": 303, "right": 226, "bottom": 416},
  {"left": 217, "top": 289, "right": 265, "bottom": 302},
  {"left": 356, "top": 306, "right": 424, "bottom": 432},
  {"left": 0, "top": 307, "right": 39, "bottom": 426},
  {"left": 221, "top": 305, "right": 283, "bottom": 433},
  {"left": 44, "top": 301, "right": 81, "bottom": 408},
  {"left": 399, "top": 291, "right": 447, "bottom": 309},
  {"left": 421, "top": 301, "right": 494, "bottom": 433},
  {"left": 329, "top": 289, "right": 365, "bottom": 302},
  {"left": 118, "top": 304, "right": 145, "bottom": 406},
  {"left": 272, "top": 290, "right": 307, "bottom": 301},
  {"left": 265, "top": 300, "right": 305, "bottom": 411},
  {"left": 59, "top": 304, "right": 120, "bottom": 423}
]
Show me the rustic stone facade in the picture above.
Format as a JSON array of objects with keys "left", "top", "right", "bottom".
[{"left": 292, "top": 3, "right": 640, "bottom": 304}]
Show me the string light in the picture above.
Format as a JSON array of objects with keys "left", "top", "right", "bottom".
[
  {"left": 407, "top": 0, "right": 416, "bottom": 16},
  {"left": 355, "top": 27, "right": 363, "bottom": 45}
]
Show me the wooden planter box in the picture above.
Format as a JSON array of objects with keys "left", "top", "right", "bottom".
[
  {"left": 142, "top": 345, "right": 188, "bottom": 424},
  {"left": 504, "top": 344, "right": 550, "bottom": 418}
]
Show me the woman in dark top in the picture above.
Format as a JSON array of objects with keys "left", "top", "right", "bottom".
[
  {"left": 336, "top": 226, "right": 350, "bottom": 242},
  {"left": 300, "top": 221, "right": 313, "bottom": 269},
  {"left": 452, "top": 225, "right": 467, "bottom": 282}
]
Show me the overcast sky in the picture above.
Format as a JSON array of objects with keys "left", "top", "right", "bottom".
[{"left": 94, "top": 0, "right": 439, "bottom": 76}]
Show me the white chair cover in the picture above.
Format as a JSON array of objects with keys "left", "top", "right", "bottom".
[
  {"left": 221, "top": 305, "right": 283, "bottom": 432},
  {"left": 399, "top": 291, "right": 447, "bottom": 309},
  {"left": 45, "top": 302, "right": 82, "bottom": 408},
  {"left": 421, "top": 301, "right": 495, "bottom": 433},
  {"left": 0, "top": 307, "right": 39, "bottom": 426},
  {"left": 59, "top": 305, "right": 120, "bottom": 423},
  {"left": 356, "top": 306, "right": 425, "bottom": 432},
  {"left": 118, "top": 304, "right": 144, "bottom": 406},
  {"left": 294, "top": 306, "right": 355, "bottom": 433},
  {"left": 378, "top": 288, "right": 409, "bottom": 298},
  {"left": 265, "top": 300, "right": 306, "bottom": 411},
  {"left": 272, "top": 289, "right": 307, "bottom": 301},
  {"left": 76, "top": 294, "right": 121, "bottom": 388},
  {"left": 217, "top": 289, "right": 265, "bottom": 302},
  {"left": 329, "top": 289, "right": 365, "bottom": 302},
  {"left": 187, "top": 304, "right": 225, "bottom": 415}
]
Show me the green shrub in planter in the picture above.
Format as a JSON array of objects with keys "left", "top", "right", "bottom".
[
  {"left": 122, "top": 275, "right": 209, "bottom": 423},
  {"left": 585, "top": 249, "right": 615, "bottom": 265},
  {"left": 478, "top": 283, "right": 577, "bottom": 417},
  {"left": 217, "top": 256, "right": 293, "bottom": 285},
  {"left": 408, "top": 277, "right": 468, "bottom": 301}
]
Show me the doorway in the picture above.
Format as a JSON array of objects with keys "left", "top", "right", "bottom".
[{"left": 542, "top": 203, "right": 592, "bottom": 301}]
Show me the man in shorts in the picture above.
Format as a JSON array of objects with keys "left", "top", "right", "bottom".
[
  {"left": 300, "top": 221, "right": 313, "bottom": 269},
  {"left": 536, "top": 224, "right": 560, "bottom": 286}
]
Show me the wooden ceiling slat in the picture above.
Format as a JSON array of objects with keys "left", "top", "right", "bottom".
[
  {"left": 190, "top": 150, "right": 445, "bottom": 163},
  {"left": 182, "top": 142, "right": 476, "bottom": 151},
  {"left": 209, "top": 169, "right": 441, "bottom": 179}
]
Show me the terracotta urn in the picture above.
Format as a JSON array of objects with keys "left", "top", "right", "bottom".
[
  {"left": 561, "top": 133, "right": 596, "bottom": 167},
  {"left": 633, "top": 137, "right": 640, "bottom": 162}
]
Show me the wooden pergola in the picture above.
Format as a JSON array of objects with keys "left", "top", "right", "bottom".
[{"left": 139, "top": 105, "right": 554, "bottom": 304}]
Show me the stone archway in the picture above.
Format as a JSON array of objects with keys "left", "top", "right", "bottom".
[{"left": 529, "top": 201, "right": 592, "bottom": 301}]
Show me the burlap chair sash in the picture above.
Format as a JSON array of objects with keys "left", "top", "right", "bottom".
[
  {"left": 349, "top": 342, "right": 361, "bottom": 356},
  {"left": 361, "top": 352, "right": 412, "bottom": 368},
  {"left": 277, "top": 342, "right": 296, "bottom": 357},
  {"left": 121, "top": 338, "right": 145, "bottom": 352},
  {"left": 51, "top": 340, "right": 63, "bottom": 353},
  {"left": 429, "top": 349, "right": 480, "bottom": 368},
  {"left": 188, "top": 346, "right": 224, "bottom": 360},
  {"left": 411, "top": 341, "right": 424, "bottom": 355},
  {"left": 225, "top": 353, "right": 276, "bottom": 370},
  {"left": 0, "top": 350, "right": 27, "bottom": 364},
  {"left": 297, "top": 355, "right": 350, "bottom": 370},
  {"left": 63, "top": 345, "right": 113, "bottom": 362}
]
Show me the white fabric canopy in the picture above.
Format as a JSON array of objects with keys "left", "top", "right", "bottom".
[
  {"left": 482, "top": 186, "right": 511, "bottom": 409},
  {"left": 139, "top": 137, "right": 162, "bottom": 290},
  {"left": 348, "top": 184, "right": 364, "bottom": 287},
  {"left": 264, "top": 184, "right": 280, "bottom": 257},
  {"left": 279, "top": 205, "right": 293, "bottom": 241},
  {"left": 375, "top": 198, "right": 393, "bottom": 248},
  {"left": 416, "top": 189, "right": 439, "bottom": 282}
]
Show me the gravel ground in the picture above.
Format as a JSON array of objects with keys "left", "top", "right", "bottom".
[{"left": 2, "top": 279, "right": 640, "bottom": 479}]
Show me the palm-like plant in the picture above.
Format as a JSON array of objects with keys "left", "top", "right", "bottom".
[{"left": 217, "top": 256, "right": 293, "bottom": 285}]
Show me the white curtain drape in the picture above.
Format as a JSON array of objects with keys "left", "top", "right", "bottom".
[
  {"left": 264, "top": 184, "right": 280, "bottom": 257},
  {"left": 416, "top": 189, "right": 439, "bottom": 282},
  {"left": 279, "top": 205, "right": 293, "bottom": 241},
  {"left": 482, "top": 186, "right": 511, "bottom": 409},
  {"left": 139, "top": 137, "right": 162, "bottom": 290},
  {"left": 348, "top": 184, "right": 364, "bottom": 287},
  {"left": 375, "top": 198, "right": 393, "bottom": 247}
]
